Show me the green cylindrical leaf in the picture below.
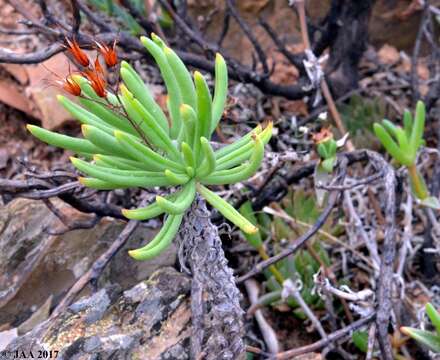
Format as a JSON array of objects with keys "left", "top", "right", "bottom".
[
  {"left": 164, "top": 169, "right": 189, "bottom": 185},
  {"left": 410, "top": 100, "right": 426, "bottom": 157},
  {"left": 180, "top": 104, "right": 197, "bottom": 149},
  {"left": 202, "top": 135, "right": 264, "bottom": 185},
  {"left": 58, "top": 95, "right": 114, "bottom": 135},
  {"left": 71, "top": 157, "right": 179, "bottom": 187},
  {"left": 79, "top": 177, "right": 130, "bottom": 190},
  {"left": 118, "top": 84, "right": 169, "bottom": 153},
  {"left": 194, "top": 71, "right": 212, "bottom": 141},
  {"left": 128, "top": 214, "right": 184, "bottom": 260},
  {"left": 141, "top": 36, "right": 182, "bottom": 139},
  {"left": 403, "top": 109, "right": 413, "bottom": 138},
  {"left": 197, "top": 183, "right": 258, "bottom": 234},
  {"left": 400, "top": 327, "right": 440, "bottom": 353},
  {"left": 163, "top": 46, "right": 196, "bottom": 109},
  {"left": 214, "top": 124, "right": 262, "bottom": 159},
  {"left": 79, "top": 97, "right": 139, "bottom": 137},
  {"left": 373, "top": 123, "right": 410, "bottom": 165},
  {"left": 156, "top": 180, "right": 196, "bottom": 214},
  {"left": 122, "top": 202, "right": 163, "bottom": 220},
  {"left": 426, "top": 303, "right": 440, "bottom": 335},
  {"left": 120, "top": 61, "right": 169, "bottom": 133},
  {"left": 114, "top": 130, "right": 184, "bottom": 172},
  {"left": 211, "top": 53, "right": 228, "bottom": 134},
  {"left": 81, "top": 124, "right": 133, "bottom": 159},
  {"left": 131, "top": 97, "right": 180, "bottom": 160},
  {"left": 27, "top": 125, "right": 101, "bottom": 154},
  {"left": 215, "top": 122, "right": 272, "bottom": 170},
  {"left": 196, "top": 137, "right": 216, "bottom": 178},
  {"left": 181, "top": 142, "right": 195, "bottom": 169}
]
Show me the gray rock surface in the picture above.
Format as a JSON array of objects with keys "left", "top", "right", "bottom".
[
  {"left": 5, "top": 267, "right": 191, "bottom": 360},
  {"left": 0, "top": 198, "right": 176, "bottom": 329}
]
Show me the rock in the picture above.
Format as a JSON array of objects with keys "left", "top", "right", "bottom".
[
  {"left": 25, "top": 53, "right": 93, "bottom": 130},
  {"left": 0, "top": 198, "right": 176, "bottom": 329},
  {"left": 0, "top": 79, "right": 32, "bottom": 116},
  {"left": 17, "top": 295, "right": 52, "bottom": 335},
  {"left": 5, "top": 267, "right": 192, "bottom": 360},
  {"left": 187, "top": 0, "right": 424, "bottom": 66},
  {"left": 0, "top": 64, "right": 29, "bottom": 85},
  {"left": 0, "top": 328, "right": 17, "bottom": 350}
]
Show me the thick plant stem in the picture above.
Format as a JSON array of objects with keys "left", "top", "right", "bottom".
[
  {"left": 180, "top": 195, "right": 245, "bottom": 360},
  {"left": 408, "top": 163, "right": 429, "bottom": 200}
]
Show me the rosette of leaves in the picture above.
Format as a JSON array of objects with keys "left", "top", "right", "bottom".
[
  {"left": 373, "top": 101, "right": 439, "bottom": 209},
  {"left": 27, "top": 34, "right": 272, "bottom": 260},
  {"left": 401, "top": 302, "right": 440, "bottom": 353}
]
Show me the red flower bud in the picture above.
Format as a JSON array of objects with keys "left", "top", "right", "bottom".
[
  {"left": 94, "top": 55, "right": 105, "bottom": 76},
  {"left": 95, "top": 40, "right": 118, "bottom": 68},
  {"left": 84, "top": 69, "right": 107, "bottom": 98},
  {"left": 65, "top": 38, "right": 90, "bottom": 67},
  {"left": 60, "top": 75, "right": 82, "bottom": 96}
]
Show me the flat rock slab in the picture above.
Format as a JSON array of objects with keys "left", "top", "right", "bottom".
[
  {"left": 6, "top": 267, "right": 192, "bottom": 360},
  {"left": 0, "top": 198, "right": 176, "bottom": 328}
]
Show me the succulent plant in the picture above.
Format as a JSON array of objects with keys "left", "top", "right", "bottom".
[
  {"left": 239, "top": 192, "right": 330, "bottom": 316},
  {"left": 27, "top": 34, "right": 272, "bottom": 260},
  {"left": 373, "top": 101, "right": 425, "bottom": 169},
  {"left": 401, "top": 302, "right": 440, "bottom": 353},
  {"left": 87, "top": 0, "right": 172, "bottom": 35},
  {"left": 374, "top": 101, "right": 439, "bottom": 208},
  {"left": 312, "top": 128, "right": 340, "bottom": 206},
  {"left": 313, "top": 128, "right": 337, "bottom": 174}
]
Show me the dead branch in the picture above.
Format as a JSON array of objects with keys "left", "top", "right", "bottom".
[
  {"left": 244, "top": 279, "right": 279, "bottom": 354},
  {"left": 226, "top": 0, "right": 269, "bottom": 75},
  {"left": 0, "top": 0, "right": 310, "bottom": 100},
  {"left": 366, "top": 151, "right": 397, "bottom": 360},
  {"left": 50, "top": 218, "right": 140, "bottom": 318}
]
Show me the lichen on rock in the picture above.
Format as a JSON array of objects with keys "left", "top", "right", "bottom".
[{"left": 6, "top": 267, "right": 192, "bottom": 360}]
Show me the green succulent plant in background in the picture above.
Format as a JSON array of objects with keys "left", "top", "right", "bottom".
[
  {"left": 27, "top": 34, "right": 272, "bottom": 260},
  {"left": 373, "top": 101, "right": 439, "bottom": 209},
  {"left": 87, "top": 0, "right": 172, "bottom": 35},
  {"left": 312, "top": 128, "right": 340, "bottom": 206},
  {"left": 316, "top": 134, "right": 337, "bottom": 174},
  {"left": 239, "top": 191, "right": 330, "bottom": 317},
  {"left": 401, "top": 302, "right": 440, "bottom": 353}
]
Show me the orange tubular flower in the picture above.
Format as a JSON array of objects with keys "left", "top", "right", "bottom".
[
  {"left": 41, "top": 62, "right": 82, "bottom": 96},
  {"left": 58, "top": 75, "right": 82, "bottom": 96},
  {"left": 84, "top": 69, "right": 107, "bottom": 98},
  {"left": 94, "top": 55, "right": 105, "bottom": 76},
  {"left": 65, "top": 38, "right": 90, "bottom": 67},
  {"left": 95, "top": 40, "right": 118, "bottom": 68}
]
